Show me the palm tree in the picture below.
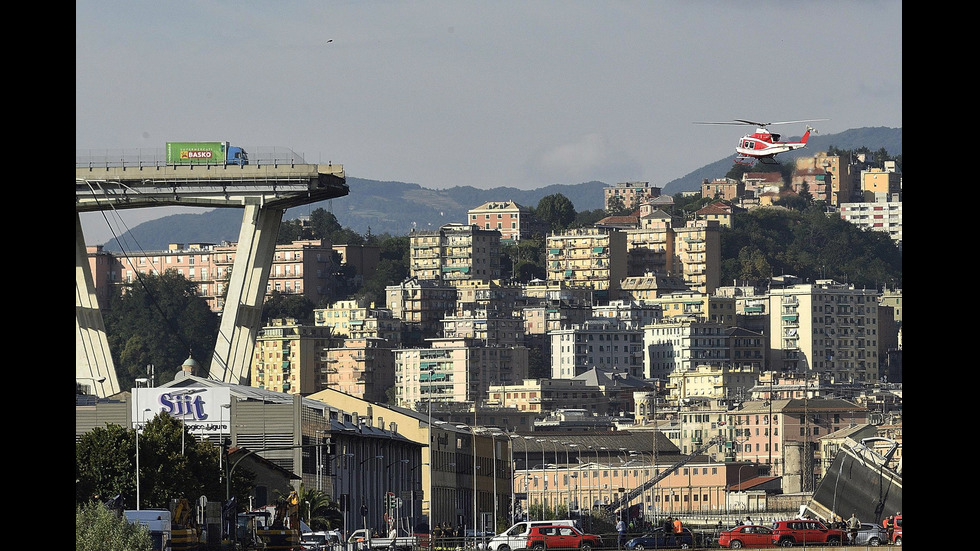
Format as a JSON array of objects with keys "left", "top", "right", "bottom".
[{"left": 298, "top": 485, "right": 343, "bottom": 531}]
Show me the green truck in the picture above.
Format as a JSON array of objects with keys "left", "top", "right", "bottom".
[{"left": 165, "top": 141, "right": 249, "bottom": 166}]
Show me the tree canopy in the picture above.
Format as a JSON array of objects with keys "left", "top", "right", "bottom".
[
  {"left": 720, "top": 205, "right": 902, "bottom": 288},
  {"left": 534, "top": 193, "right": 576, "bottom": 233},
  {"left": 105, "top": 271, "right": 219, "bottom": 389},
  {"left": 75, "top": 412, "right": 252, "bottom": 510}
]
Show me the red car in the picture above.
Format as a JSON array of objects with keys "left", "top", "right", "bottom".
[
  {"left": 526, "top": 525, "right": 602, "bottom": 551},
  {"left": 770, "top": 520, "right": 845, "bottom": 547},
  {"left": 717, "top": 525, "right": 775, "bottom": 548}
]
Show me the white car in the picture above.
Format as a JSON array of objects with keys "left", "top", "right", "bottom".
[
  {"left": 487, "top": 521, "right": 580, "bottom": 551},
  {"left": 301, "top": 530, "right": 342, "bottom": 550}
]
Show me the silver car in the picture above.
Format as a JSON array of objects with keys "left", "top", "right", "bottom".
[{"left": 851, "top": 523, "right": 889, "bottom": 546}]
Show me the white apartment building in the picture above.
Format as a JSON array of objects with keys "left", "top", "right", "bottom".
[
  {"left": 549, "top": 318, "right": 644, "bottom": 379},
  {"left": 394, "top": 337, "right": 529, "bottom": 408},
  {"left": 839, "top": 202, "right": 902, "bottom": 246},
  {"left": 590, "top": 299, "right": 663, "bottom": 329},
  {"left": 768, "top": 280, "right": 880, "bottom": 382},
  {"left": 642, "top": 317, "right": 732, "bottom": 380}
]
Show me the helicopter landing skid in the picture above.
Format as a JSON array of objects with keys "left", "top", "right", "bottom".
[{"left": 733, "top": 156, "right": 755, "bottom": 166}]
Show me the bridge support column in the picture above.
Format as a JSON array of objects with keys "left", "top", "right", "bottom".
[
  {"left": 75, "top": 213, "right": 119, "bottom": 398},
  {"left": 209, "top": 203, "right": 284, "bottom": 384}
]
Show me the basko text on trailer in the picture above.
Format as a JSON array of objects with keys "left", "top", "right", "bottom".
[{"left": 165, "top": 141, "right": 249, "bottom": 166}]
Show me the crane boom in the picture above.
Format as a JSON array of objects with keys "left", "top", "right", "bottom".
[{"left": 603, "top": 437, "right": 722, "bottom": 515}]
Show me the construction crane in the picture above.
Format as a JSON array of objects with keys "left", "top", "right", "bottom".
[{"left": 603, "top": 436, "right": 723, "bottom": 515}]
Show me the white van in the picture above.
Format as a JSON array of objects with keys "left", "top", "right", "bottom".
[{"left": 487, "top": 521, "right": 579, "bottom": 551}]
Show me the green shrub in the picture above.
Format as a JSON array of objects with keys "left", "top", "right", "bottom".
[{"left": 76, "top": 502, "right": 152, "bottom": 551}]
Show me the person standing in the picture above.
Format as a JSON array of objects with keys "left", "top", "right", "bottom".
[
  {"left": 884, "top": 515, "right": 894, "bottom": 542},
  {"left": 847, "top": 513, "right": 860, "bottom": 544},
  {"left": 672, "top": 517, "right": 683, "bottom": 547},
  {"left": 616, "top": 518, "right": 626, "bottom": 549}
]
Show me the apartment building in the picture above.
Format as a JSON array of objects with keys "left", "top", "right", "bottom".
[
  {"left": 83, "top": 245, "right": 115, "bottom": 309},
  {"left": 485, "top": 378, "right": 605, "bottom": 415},
  {"left": 839, "top": 202, "right": 902, "bottom": 246},
  {"left": 385, "top": 277, "right": 457, "bottom": 343},
  {"left": 619, "top": 273, "right": 689, "bottom": 302},
  {"left": 550, "top": 318, "right": 644, "bottom": 379},
  {"left": 794, "top": 153, "right": 855, "bottom": 207},
  {"left": 701, "top": 177, "right": 743, "bottom": 202},
  {"left": 314, "top": 299, "right": 403, "bottom": 345},
  {"left": 624, "top": 217, "right": 721, "bottom": 295},
  {"left": 453, "top": 279, "right": 524, "bottom": 316},
  {"left": 603, "top": 181, "right": 662, "bottom": 212},
  {"left": 251, "top": 317, "right": 334, "bottom": 395},
  {"left": 546, "top": 227, "right": 628, "bottom": 300},
  {"left": 791, "top": 167, "right": 831, "bottom": 203},
  {"left": 651, "top": 292, "right": 736, "bottom": 325},
  {"left": 90, "top": 239, "right": 339, "bottom": 312},
  {"left": 740, "top": 172, "right": 783, "bottom": 209},
  {"left": 728, "top": 327, "right": 768, "bottom": 370},
  {"left": 731, "top": 398, "right": 868, "bottom": 488},
  {"left": 590, "top": 299, "right": 663, "bottom": 329},
  {"left": 859, "top": 166, "right": 901, "bottom": 202},
  {"left": 441, "top": 311, "right": 525, "bottom": 347},
  {"left": 320, "top": 336, "right": 395, "bottom": 403},
  {"left": 409, "top": 223, "right": 502, "bottom": 284},
  {"left": 516, "top": 456, "right": 755, "bottom": 517},
  {"left": 768, "top": 280, "right": 880, "bottom": 382},
  {"left": 695, "top": 201, "right": 742, "bottom": 229},
  {"left": 466, "top": 200, "right": 545, "bottom": 243},
  {"left": 642, "top": 317, "right": 732, "bottom": 380},
  {"left": 673, "top": 219, "right": 721, "bottom": 294},
  {"left": 394, "top": 337, "right": 529, "bottom": 409},
  {"left": 666, "top": 364, "right": 760, "bottom": 406}
]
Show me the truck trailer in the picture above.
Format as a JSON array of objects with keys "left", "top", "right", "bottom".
[{"left": 165, "top": 141, "right": 249, "bottom": 166}]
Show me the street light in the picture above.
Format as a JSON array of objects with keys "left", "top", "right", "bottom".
[
  {"left": 535, "top": 439, "right": 548, "bottom": 520},
  {"left": 75, "top": 376, "right": 106, "bottom": 396},
  {"left": 315, "top": 429, "right": 329, "bottom": 492},
  {"left": 360, "top": 455, "right": 383, "bottom": 538},
  {"left": 219, "top": 404, "right": 231, "bottom": 485},
  {"left": 135, "top": 407, "right": 152, "bottom": 510},
  {"left": 548, "top": 440, "right": 562, "bottom": 518},
  {"left": 566, "top": 444, "right": 578, "bottom": 516},
  {"left": 332, "top": 452, "right": 355, "bottom": 543}
]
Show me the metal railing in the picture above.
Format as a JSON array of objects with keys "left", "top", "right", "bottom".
[{"left": 76, "top": 146, "right": 310, "bottom": 168}]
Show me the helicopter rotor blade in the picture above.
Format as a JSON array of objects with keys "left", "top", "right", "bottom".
[
  {"left": 693, "top": 121, "right": 756, "bottom": 126},
  {"left": 756, "top": 118, "right": 829, "bottom": 127},
  {"left": 696, "top": 118, "right": 828, "bottom": 127}
]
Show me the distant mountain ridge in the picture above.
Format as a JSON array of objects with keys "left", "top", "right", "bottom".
[{"left": 98, "top": 127, "right": 900, "bottom": 252}]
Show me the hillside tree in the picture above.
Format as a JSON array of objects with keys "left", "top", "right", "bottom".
[{"left": 105, "top": 271, "right": 219, "bottom": 389}]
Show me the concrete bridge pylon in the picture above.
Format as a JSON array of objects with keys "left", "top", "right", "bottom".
[{"left": 75, "top": 159, "right": 347, "bottom": 396}]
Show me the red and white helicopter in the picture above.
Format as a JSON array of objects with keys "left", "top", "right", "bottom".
[{"left": 696, "top": 118, "right": 828, "bottom": 165}]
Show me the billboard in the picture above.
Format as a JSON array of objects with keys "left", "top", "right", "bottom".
[{"left": 132, "top": 386, "right": 232, "bottom": 436}]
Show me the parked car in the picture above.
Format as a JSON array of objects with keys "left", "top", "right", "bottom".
[
  {"left": 849, "top": 523, "right": 888, "bottom": 546},
  {"left": 891, "top": 514, "right": 902, "bottom": 546},
  {"left": 487, "top": 521, "right": 580, "bottom": 551},
  {"left": 717, "top": 525, "right": 775, "bottom": 548},
  {"left": 301, "top": 530, "right": 341, "bottom": 550},
  {"left": 525, "top": 525, "right": 602, "bottom": 551},
  {"left": 624, "top": 527, "right": 695, "bottom": 549},
  {"left": 770, "top": 520, "right": 845, "bottom": 547}
]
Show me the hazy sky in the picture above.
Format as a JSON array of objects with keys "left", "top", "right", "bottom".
[{"left": 77, "top": 1, "right": 901, "bottom": 244}]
